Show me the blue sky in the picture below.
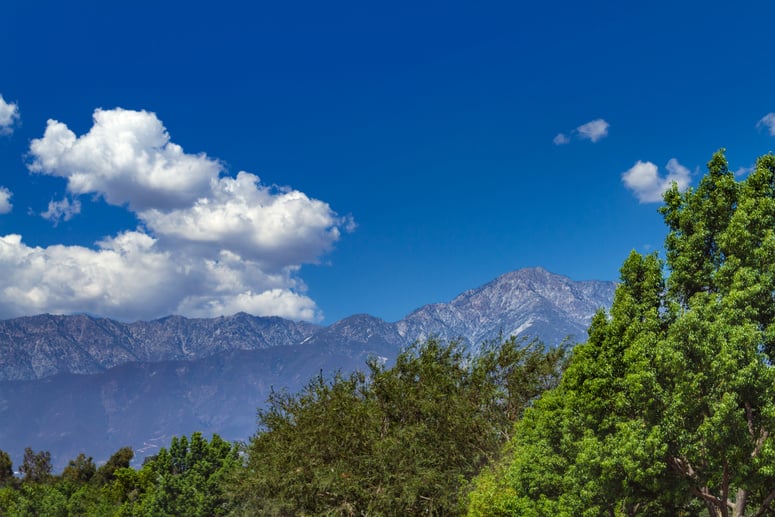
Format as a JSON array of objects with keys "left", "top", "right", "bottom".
[{"left": 2, "top": 1, "right": 775, "bottom": 324}]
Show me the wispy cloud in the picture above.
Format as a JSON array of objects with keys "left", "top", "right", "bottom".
[
  {"left": 576, "top": 119, "right": 609, "bottom": 142},
  {"left": 621, "top": 158, "right": 691, "bottom": 203},
  {"left": 553, "top": 118, "right": 609, "bottom": 145},
  {"left": 734, "top": 165, "right": 753, "bottom": 177},
  {"left": 5, "top": 107, "right": 355, "bottom": 322},
  {"left": 0, "top": 188, "right": 12, "bottom": 214},
  {"left": 0, "top": 95, "right": 19, "bottom": 135},
  {"left": 757, "top": 113, "right": 775, "bottom": 136},
  {"left": 41, "top": 197, "right": 81, "bottom": 226}
]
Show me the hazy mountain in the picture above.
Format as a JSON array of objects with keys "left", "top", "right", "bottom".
[
  {"left": 0, "top": 313, "right": 318, "bottom": 381},
  {"left": 0, "top": 335, "right": 394, "bottom": 471},
  {"left": 0, "top": 268, "right": 615, "bottom": 470}
]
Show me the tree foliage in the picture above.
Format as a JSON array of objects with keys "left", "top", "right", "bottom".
[
  {"left": 0, "top": 449, "right": 13, "bottom": 487},
  {"left": 229, "top": 336, "right": 566, "bottom": 516},
  {"left": 19, "top": 448, "right": 52, "bottom": 484},
  {"left": 61, "top": 453, "right": 96, "bottom": 485},
  {"left": 467, "top": 150, "right": 775, "bottom": 516},
  {"left": 0, "top": 434, "right": 238, "bottom": 516}
]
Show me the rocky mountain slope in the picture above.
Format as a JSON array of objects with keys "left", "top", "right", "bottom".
[
  {"left": 0, "top": 268, "right": 615, "bottom": 469},
  {"left": 0, "top": 268, "right": 614, "bottom": 382},
  {"left": 0, "top": 313, "right": 318, "bottom": 381},
  {"left": 398, "top": 267, "right": 614, "bottom": 347}
]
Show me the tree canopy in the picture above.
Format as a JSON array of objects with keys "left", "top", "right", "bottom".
[
  {"left": 229, "top": 336, "right": 567, "bottom": 516},
  {"left": 467, "top": 150, "right": 775, "bottom": 516}
]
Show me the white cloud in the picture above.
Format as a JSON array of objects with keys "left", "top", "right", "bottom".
[
  {"left": 0, "top": 95, "right": 20, "bottom": 135},
  {"left": 0, "top": 232, "right": 180, "bottom": 320},
  {"left": 757, "top": 113, "right": 775, "bottom": 136},
  {"left": 0, "top": 188, "right": 12, "bottom": 214},
  {"left": 553, "top": 118, "right": 609, "bottom": 144},
  {"left": 9, "top": 107, "right": 353, "bottom": 322},
  {"left": 0, "top": 232, "right": 324, "bottom": 322},
  {"left": 622, "top": 158, "right": 691, "bottom": 203},
  {"left": 41, "top": 197, "right": 81, "bottom": 225},
  {"left": 576, "top": 119, "right": 609, "bottom": 142},
  {"left": 140, "top": 171, "right": 348, "bottom": 272},
  {"left": 734, "top": 165, "right": 753, "bottom": 177},
  {"left": 28, "top": 108, "right": 220, "bottom": 210}
]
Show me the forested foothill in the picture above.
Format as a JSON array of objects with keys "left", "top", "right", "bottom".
[{"left": 2, "top": 151, "right": 775, "bottom": 516}]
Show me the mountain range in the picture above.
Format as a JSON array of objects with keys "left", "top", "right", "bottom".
[{"left": 0, "top": 267, "right": 615, "bottom": 470}]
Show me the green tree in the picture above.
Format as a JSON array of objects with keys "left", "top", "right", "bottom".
[
  {"left": 2, "top": 482, "right": 68, "bottom": 516},
  {"left": 467, "top": 151, "right": 775, "bottom": 516},
  {"left": 131, "top": 432, "right": 239, "bottom": 517},
  {"left": 93, "top": 446, "right": 133, "bottom": 486},
  {"left": 0, "top": 449, "right": 13, "bottom": 486},
  {"left": 19, "top": 447, "right": 52, "bottom": 484},
  {"left": 231, "top": 336, "right": 566, "bottom": 516},
  {"left": 61, "top": 453, "right": 97, "bottom": 485}
]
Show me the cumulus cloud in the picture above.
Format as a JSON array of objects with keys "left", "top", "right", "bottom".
[
  {"left": 140, "top": 171, "right": 347, "bottom": 271},
  {"left": 10, "top": 107, "right": 353, "bottom": 321},
  {"left": 757, "top": 113, "right": 775, "bottom": 136},
  {"left": 0, "top": 188, "right": 12, "bottom": 214},
  {"left": 576, "top": 119, "right": 609, "bottom": 142},
  {"left": 41, "top": 197, "right": 81, "bottom": 225},
  {"left": 0, "top": 95, "right": 20, "bottom": 135},
  {"left": 28, "top": 108, "right": 220, "bottom": 210},
  {"left": 553, "top": 118, "right": 609, "bottom": 145},
  {"left": 622, "top": 158, "right": 691, "bottom": 203},
  {"left": 0, "top": 228, "right": 327, "bottom": 322}
]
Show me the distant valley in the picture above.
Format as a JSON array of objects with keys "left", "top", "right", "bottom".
[{"left": 0, "top": 267, "right": 614, "bottom": 470}]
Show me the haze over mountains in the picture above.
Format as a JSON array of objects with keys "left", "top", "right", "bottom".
[{"left": 0, "top": 267, "right": 614, "bottom": 470}]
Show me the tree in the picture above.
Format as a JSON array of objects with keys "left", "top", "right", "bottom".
[
  {"left": 93, "top": 446, "right": 133, "bottom": 486},
  {"left": 61, "top": 453, "right": 96, "bottom": 485},
  {"left": 230, "top": 336, "right": 566, "bottom": 516},
  {"left": 130, "top": 432, "right": 239, "bottom": 516},
  {"left": 467, "top": 150, "right": 775, "bottom": 516},
  {"left": 19, "top": 447, "right": 52, "bottom": 484},
  {"left": 0, "top": 449, "right": 13, "bottom": 486}
]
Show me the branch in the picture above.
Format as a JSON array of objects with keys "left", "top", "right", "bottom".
[
  {"left": 753, "top": 489, "right": 775, "bottom": 517},
  {"left": 689, "top": 485, "right": 726, "bottom": 510},
  {"left": 745, "top": 401, "right": 770, "bottom": 458},
  {"left": 668, "top": 456, "right": 697, "bottom": 479},
  {"left": 733, "top": 488, "right": 747, "bottom": 517},
  {"left": 721, "top": 459, "right": 729, "bottom": 511},
  {"left": 746, "top": 402, "right": 755, "bottom": 438},
  {"left": 670, "top": 455, "right": 729, "bottom": 515},
  {"left": 752, "top": 429, "right": 769, "bottom": 458}
]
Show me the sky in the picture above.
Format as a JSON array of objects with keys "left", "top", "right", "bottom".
[{"left": 2, "top": 0, "right": 775, "bottom": 324}]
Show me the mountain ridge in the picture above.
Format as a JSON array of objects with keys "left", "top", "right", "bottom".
[
  {"left": 0, "top": 267, "right": 613, "bottom": 382},
  {"left": 0, "top": 267, "right": 616, "bottom": 469}
]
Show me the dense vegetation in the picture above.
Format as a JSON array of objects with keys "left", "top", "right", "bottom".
[
  {"left": 229, "top": 336, "right": 565, "bottom": 515},
  {"left": 3, "top": 150, "right": 775, "bottom": 515},
  {"left": 0, "top": 434, "right": 238, "bottom": 516},
  {"left": 467, "top": 151, "right": 775, "bottom": 516}
]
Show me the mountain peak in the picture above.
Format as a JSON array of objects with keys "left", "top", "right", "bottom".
[
  {"left": 398, "top": 267, "right": 615, "bottom": 347},
  {"left": 0, "top": 266, "right": 616, "bottom": 471}
]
